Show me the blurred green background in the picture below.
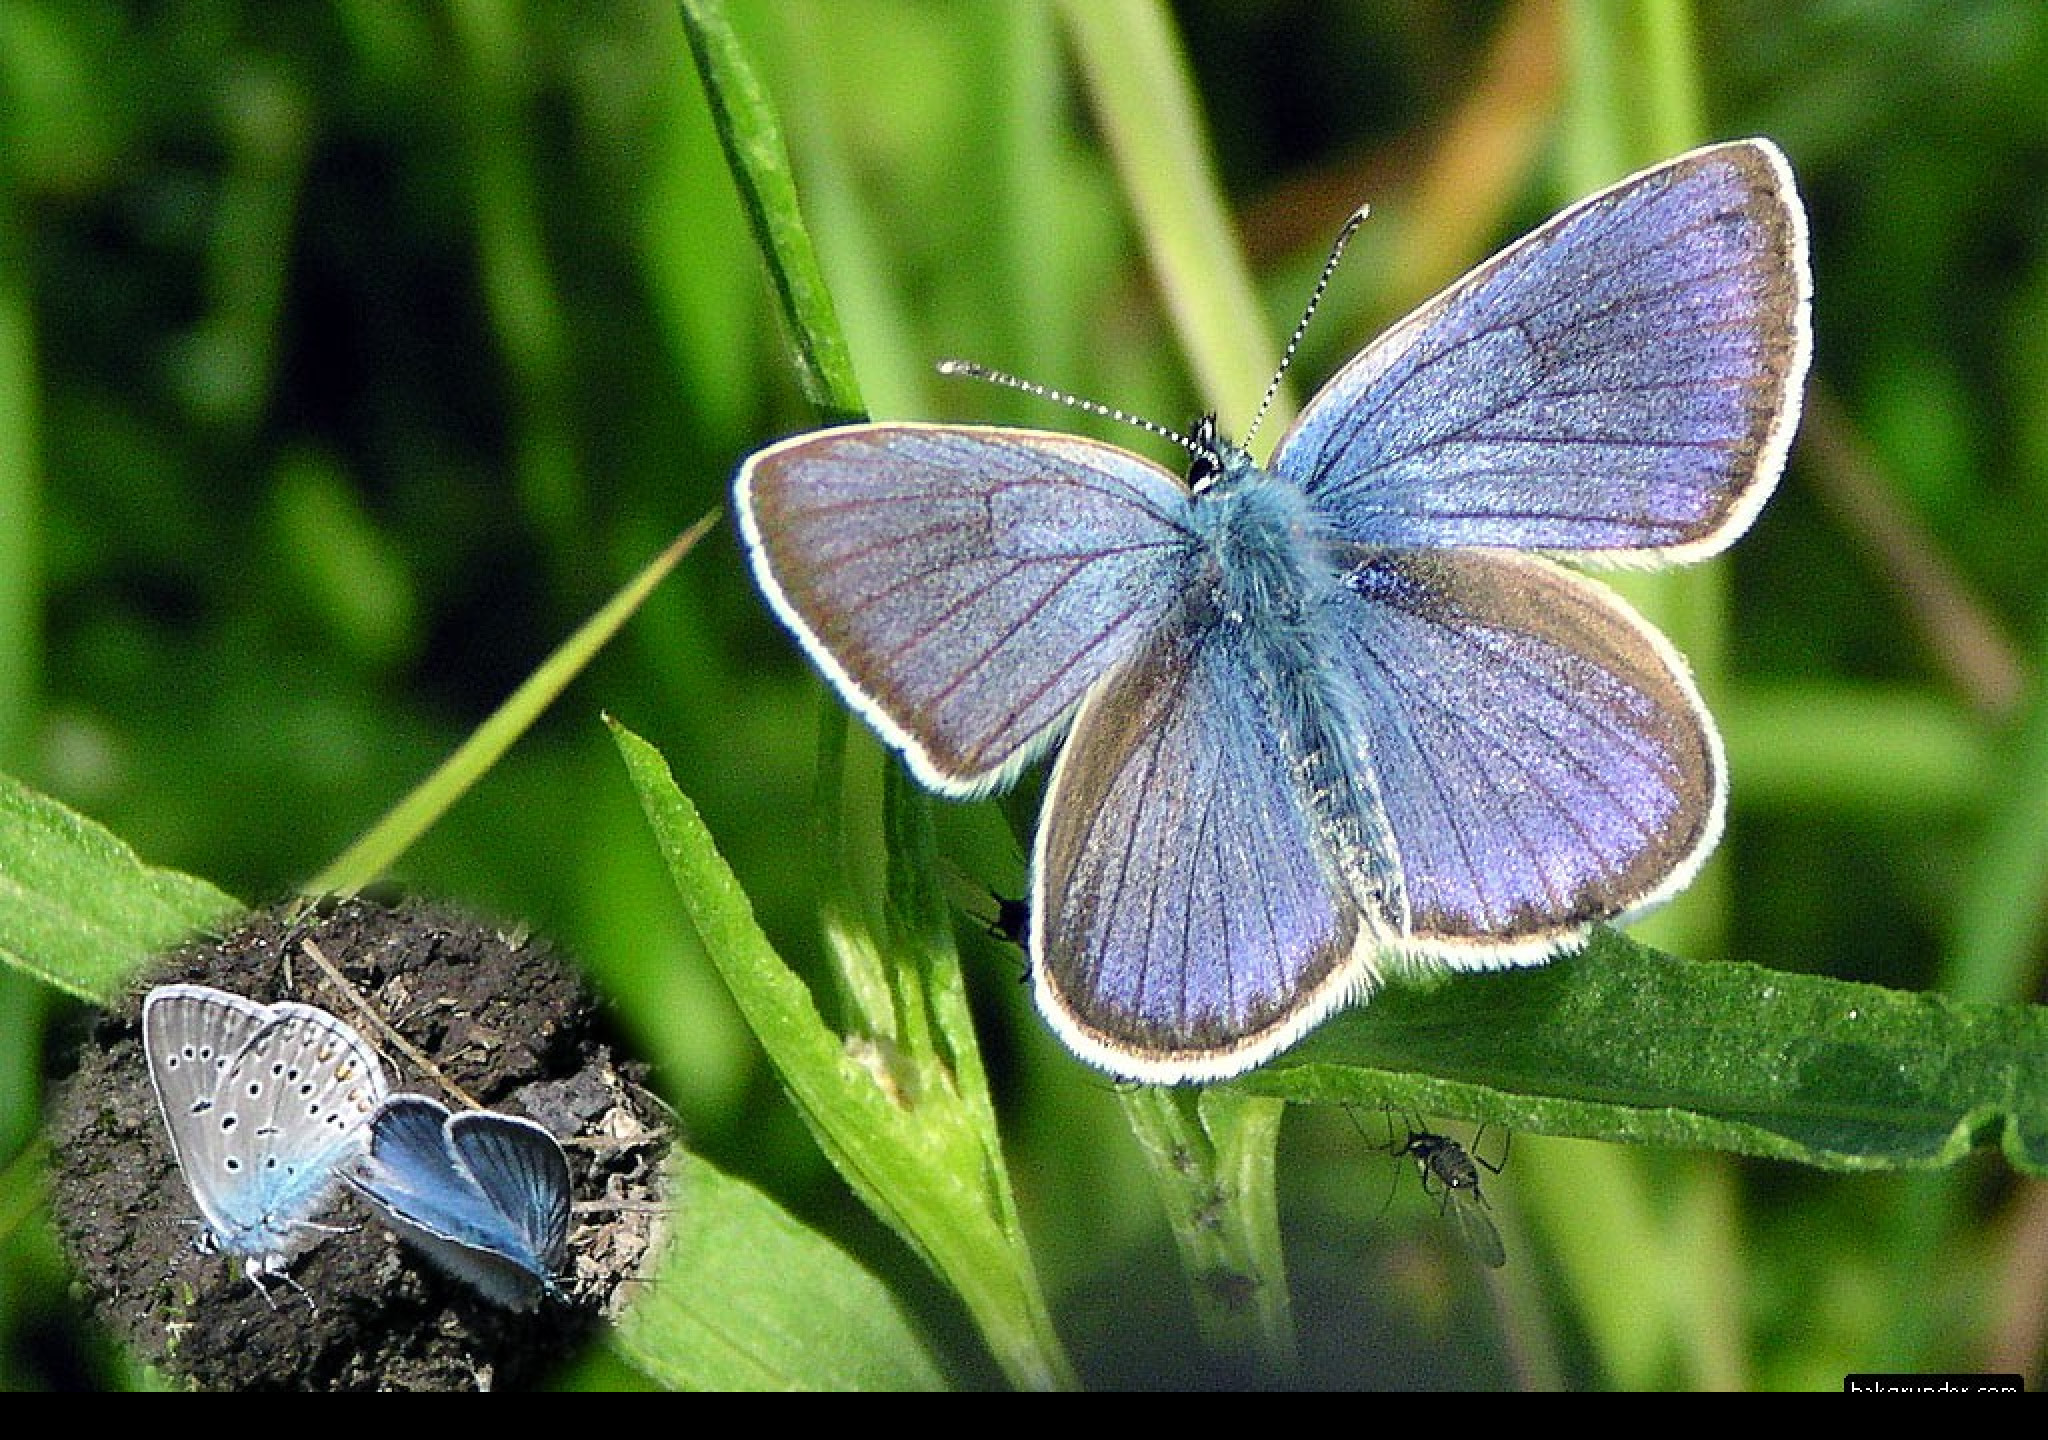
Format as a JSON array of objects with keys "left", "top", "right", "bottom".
[{"left": 3, "top": 0, "right": 2047, "bottom": 1390}]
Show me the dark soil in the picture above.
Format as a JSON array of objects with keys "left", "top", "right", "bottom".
[{"left": 45, "top": 894, "right": 671, "bottom": 1391}]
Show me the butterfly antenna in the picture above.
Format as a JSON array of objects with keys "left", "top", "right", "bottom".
[
  {"left": 1242, "top": 202, "right": 1371, "bottom": 450},
  {"left": 936, "top": 359, "right": 1201, "bottom": 456}
]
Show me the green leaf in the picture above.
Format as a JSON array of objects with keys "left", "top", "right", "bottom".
[
  {"left": 1055, "top": 0, "right": 1275, "bottom": 434},
  {"left": 0, "top": 771, "right": 242, "bottom": 1004},
  {"left": 676, "top": 0, "right": 863, "bottom": 421},
  {"left": 664, "top": 10, "right": 1073, "bottom": 1384},
  {"left": 613, "top": 1148, "right": 947, "bottom": 1391},
  {"left": 609, "top": 717, "right": 1074, "bottom": 1390},
  {"left": 1239, "top": 928, "right": 2048, "bottom": 1176}
]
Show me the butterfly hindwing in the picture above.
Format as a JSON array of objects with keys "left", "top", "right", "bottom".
[
  {"left": 1032, "top": 605, "right": 1393, "bottom": 1077},
  {"left": 221, "top": 1002, "right": 390, "bottom": 1179},
  {"left": 446, "top": 1110, "right": 573, "bottom": 1276},
  {"left": 1326, "top": 548, "right": 1721, "bottom": 954}
]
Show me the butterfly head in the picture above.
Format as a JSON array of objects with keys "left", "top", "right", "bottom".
[{"left": 1185, "top": 413, "right": 1229, "bottom": 492}]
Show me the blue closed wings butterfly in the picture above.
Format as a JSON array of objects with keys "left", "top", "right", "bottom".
[
  {"left": 348, "top": 1094, "right": 572, "bottom": 1311},
  {"left": 143, "top": 984, "right": 389, "bottom": 1292},
  {"left": 736, "top": 140, "right": 1812, "bottom": 1084}
]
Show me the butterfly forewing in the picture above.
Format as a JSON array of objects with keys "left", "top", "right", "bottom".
[
  {"left": 447, "top": 1110, "right": 573, "bottom": 1272},
  {"left": 738, "top": 424, "right": 1196, "bottom": 794},
  {"left": 352, "top": 1097, "right": 502, "bottom": 1248},
  {"left": 1276, "top": 139, "right": 1809, "bottom": 560},
  {"left": 207, "top": 1003, "right": 386, "bottom": 1258},
  {"left": 351, "top": 1093, "right": 455, "bottom": 1205},
  {"left": 144, "top": 987, "right": 269, "bottom": 1160},
  {"left": 144, "top": 986, "right": 275, "bottom": 1233}
]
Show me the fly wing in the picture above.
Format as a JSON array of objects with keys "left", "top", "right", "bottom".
[{"left": 1441, "top": 1189, "right": 1508, "bottom": 1270}]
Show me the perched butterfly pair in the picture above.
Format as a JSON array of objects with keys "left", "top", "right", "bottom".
[
  {"left": 737, "top": 139, "right": 1813, "bottom": 1084},
  {"left": 143, "top": 984, "right": 571, "bottom": 1311}
]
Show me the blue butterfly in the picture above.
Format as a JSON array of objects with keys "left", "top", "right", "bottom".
[
  {"left": 347, "top": 1094, "right": 573, "bottom": 1312},
  {"left": 143, "top": 984, "right": 389, "bottom": 1293},
  {"left": 735, "top": 139, "right": 1812, "bottom": 1084}
]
